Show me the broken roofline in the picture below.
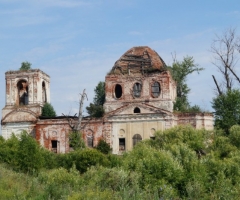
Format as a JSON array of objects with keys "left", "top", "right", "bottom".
[{"left": 6, "top": 69, "right": 50, "bottom": 78}]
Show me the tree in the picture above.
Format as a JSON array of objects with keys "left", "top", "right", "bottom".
[
  {"left": 19, "top": 61, "right": 31, "bottom": 71},
  {"left": 95, "top": 139, "right": 111, "bottom": 154},
  {"left": 17, "top": 131, "right": 44, "bottom": 173},
  {"left": 211, "top": 28, "right": 240, "bottom": 95},
  {"left": 86, "top": 81, "right": 105, "bottom": 117},
  {"left": 41, "top": 103, "right": 56, "bottom": 117},
  {"left": 69, "top": 130, "right": 86, "bottom": 150},
  {"left": 168, "top": 56, "right": 203, "bottom": 111},
  {"left": 212, "top": 89, "right": 240, "bottom": 133}
]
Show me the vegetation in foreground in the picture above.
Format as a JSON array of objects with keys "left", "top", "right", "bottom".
[{"left": 2, "top": 126, "right": 240, "bottom": 199}]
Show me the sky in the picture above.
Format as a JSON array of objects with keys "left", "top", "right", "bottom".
[{"left": 1, "top": 0, "right": 240, "bottom": 122}]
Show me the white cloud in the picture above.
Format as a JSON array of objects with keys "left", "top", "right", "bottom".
[{"left": 23, "top": 45, "right": 63, "bottom": 59}]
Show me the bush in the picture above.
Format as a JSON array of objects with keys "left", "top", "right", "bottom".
[
  {"left": 19, "top": 61, "right": 31, "bottom": 71},
  {"left": 41, "top": 148, "right": 58, "bottom": 169},
  {"left": 212, "top": 136, "right": 237, "bottom": 158},
  {"left": 107, "top": 154, "right": 123, "bottom": 168},
  {"left": 83, "top": 166, "right": 140, "bottom": 191},
  {"left": 229, "top": 125, "right": 240, "bottom": 148},
  {"left": 95, "top": 139, "right": 111, "bottom": 154},
  {"left": 153, "top": 125, "right": 211, "bottom": 152},
  {"left": 70, "top": 149, "right": 110, "bottom": 173},
  {"left": 0, "top": 134, "right": 19, "bottom": 166},
  {"left": 123, "top": 143, "right": 184, "bottom": 190},
  {"left": 16, "top": 131, "right": 44, "bottom": 173},
  {"left": 69, "top": 131, "right": 86, "bottom": 150},
  {"left": 39, "top": 166, "right": 82, "bottom": 199}
]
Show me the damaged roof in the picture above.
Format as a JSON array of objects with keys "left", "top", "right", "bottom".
[{"left": 109, "top": 46, "right": 167, "bottom": 75}]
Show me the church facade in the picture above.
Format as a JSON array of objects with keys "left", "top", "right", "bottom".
[{"left": 1, "top": 46, "right": 213, "bottom": 154}]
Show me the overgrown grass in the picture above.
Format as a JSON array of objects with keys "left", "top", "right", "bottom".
[
  {"left": 0, "top": 163, "right": 46, "bottom": 199},
  {"left": 2, "top": 125, "right": 240, "bottom": 199}
]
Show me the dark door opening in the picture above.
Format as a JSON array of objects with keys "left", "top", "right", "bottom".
[
  {"left": 119, "top": 138, "right": 125, "bottom": 151},
  {"left": 51, "top": 140, "right": 58, "bottom": 153}
]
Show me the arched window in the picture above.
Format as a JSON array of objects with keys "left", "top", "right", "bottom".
[
  {"left": 42, "top": 81, "right": 47, "bottom": 103},
  {"left": 86, "top": 129, "right": 94, "bottom": 148},
  {"left": 132, "top": 134, "right": 142, "bottom": 146},
  {"left": 151, "top": 82, "right": 161, "bottom": 98},
  {"left": 115, "top": 84, "right": 122, "bottom": 99},
  {"left": 134, "top": 107, "right": 140, "bottom": 113},
  {"left": 133, "top": 83, "right": 141, "bottom": 97},
  {"left": 17, "top": 80, "right": 28, "bottom": 105},
  {"left": 150, "top": 128, "right": 156, "bottom": 140}
]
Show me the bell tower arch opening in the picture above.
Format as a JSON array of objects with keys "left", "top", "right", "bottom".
[
  {"left": 17, "top": 80, "right": 28, "bottom": 105},
  {"left": 42, "top": 81, "right": 47, "bottom": 103}
]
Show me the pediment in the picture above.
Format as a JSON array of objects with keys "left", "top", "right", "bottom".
[
  {"left": 2, "top": 109, "right": 37, "bottom": 123},
  {"left": 105, "top": 103, "right": 171, "bottom": 117}
]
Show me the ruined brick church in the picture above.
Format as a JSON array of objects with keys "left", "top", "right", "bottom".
[{"left": 1, "top": 46, "right": 213, "bottom": 154}]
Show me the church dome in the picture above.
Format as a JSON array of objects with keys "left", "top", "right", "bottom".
[{"left": 110, "top": 46, "right": 166, "bottom": 75}]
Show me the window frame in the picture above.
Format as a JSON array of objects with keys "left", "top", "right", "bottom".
[
  {"left": 114, "top": 84, "right": 123, "bottom": 99},
  {"left": 132, "top": 134, "right": 142, "bottom": 146},
  {"left": 151, "top": 81, "right": 161, "bottom": 98},
  {"left": 133, "top": 82, "right": 142, "bottom": 98}
]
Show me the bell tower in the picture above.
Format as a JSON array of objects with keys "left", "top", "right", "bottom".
[{"left": 1, "top": 69, "right": 50, "bottom": 139}]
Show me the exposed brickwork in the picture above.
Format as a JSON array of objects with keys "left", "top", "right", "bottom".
[
  {"left": 1, "top": 46, "right": 214, "bottom": 154},
  {"left": 175, "top": 112, "right": 213, "bottom": 130},
  {"left": 2, "top": 69, "right": 50, "bottom": 139},
  {"left": 35, "top": 117, "right": 104, "bottom": 153}
]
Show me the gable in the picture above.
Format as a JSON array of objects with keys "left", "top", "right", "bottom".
[
  {"left": 2, "top": 109, "right": 37, "bottom": 123},
  {"left": 105, "top": 103, "right": 171, "bottom": 117}
]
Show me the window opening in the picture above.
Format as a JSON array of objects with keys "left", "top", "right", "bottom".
[
  {"left": 150, "top": 136, "right": 156, "bottom": 140},
  {"left": 115, "top": 84, "right": 122, "bottom": 99},
  {"left": 17, "top": 80, "right": 28, "bottom": 105},
  {"left": 86, "top": 129, "right": 94, "bottom": 148},
  {"left": 51, "top": 140, "right": 58, "bottom": 153},
  {"left": 134, "top": 107, "right": 141, "bottom": 113},
  {"left": 119, "top": 138, "right": 125, "bottom": 151},
  {"left": 133, "top": 83, "right": 141, "bottom": 97},
  {"left": 151, "top": 128, "right": 156, "bottom": 134},
  {"left": 87, "top": 136, "right": 93, "bottom": 147},
  {"left": 151, "top": 82, "right": 161, "bottom": 98},
  {"left": 132, "top": 134, "right": 142, "bottom": 146},
  {"left": 42, "top": 81, "right": 47, "bottom": 103}
]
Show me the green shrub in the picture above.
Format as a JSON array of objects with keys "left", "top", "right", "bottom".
[
  {"left": 0, "top": 134, "right": 19, "bottom": 166},
  {"left": 69, "top": 188, "right": 115, "bottom": 200},
  {"left": 83, "top": 166, "right": 140, "bottom": 191},
  {"left": 65, "top": 149, "right": 110, "bottom": 173},
  {"left": 41, "top": 148, "right": 58, "bottom": 169},
  {"left": 153, "top": 125, "right": 211, "bottom": 152},
  {"left": 16, "top": 131, "right": 44, "bottom": 173},
  {"left": 212, "top": 136, "right": 237, "bottom": 158},
  {"left": 107, "top": 154, "right": 123, "bottom": 168},
  {"left": 39, "top": 166, "right": 82, "bottom": 199},
  {"left": 0, "top": 163, "right": 45, "bottom": 199},
  {"left": 0, "top": 136, "right": 5, "bottom": 143},
  {"left": 95, "top": 139, "right": 111, "bottom": 154},
  {"left": 123, "top": 143, "right": 184, "bottom": 190},
  {"left": 69, "top": 131, "right": 86, "bottom": 150},
  {"left": 229, "top": 125, "right": 240, "bottom": 148},
  {"left": 19, "top": 61, "right": 31, "bottom": 70}
]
